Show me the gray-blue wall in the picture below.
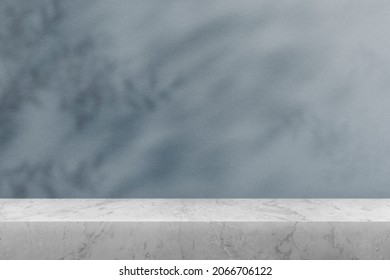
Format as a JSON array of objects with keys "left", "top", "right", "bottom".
[{"left": 1, "top": 0, "right": 390, "bottom": 198}]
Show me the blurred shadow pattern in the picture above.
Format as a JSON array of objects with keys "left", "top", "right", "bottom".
[{"left": 1, "top": 0, "right": 390, "bottom": 197}]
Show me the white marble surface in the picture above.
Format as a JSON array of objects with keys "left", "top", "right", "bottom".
[
  {"left": 1, "top": 199, "right": 390, "bottom": 221},
  {"left": 1, "top": 199, "right": 390, "bottom": 260}
]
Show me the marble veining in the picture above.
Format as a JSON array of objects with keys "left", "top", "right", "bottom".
[
  {"left": 1, "top": 199, "right": 390, "bottom": 259},
  {"left": 1, "top": 199, "right": 390, "bottom": 221}
]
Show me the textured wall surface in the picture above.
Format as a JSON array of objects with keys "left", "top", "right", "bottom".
[
  {"left": 1, "top": 199, "right": 390, "bottom": 259},
  {"left": 1, "top": 1, "right": 390, "bottom": 197}
]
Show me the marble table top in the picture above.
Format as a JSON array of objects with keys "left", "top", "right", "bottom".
[{"left": 0, "top": 199, "right": 389, "bottom": 222}]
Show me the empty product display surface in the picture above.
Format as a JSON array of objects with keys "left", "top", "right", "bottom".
[
  {"left": 1, "top": 199, "right": 390, "bottom": 260},
  {"left": 1, "top": 0, "right": 390, "bottom": 198}
]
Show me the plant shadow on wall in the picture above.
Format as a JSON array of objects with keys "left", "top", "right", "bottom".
[{"left": 1, "top": 0, "right": 390, "bottom": 198}]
